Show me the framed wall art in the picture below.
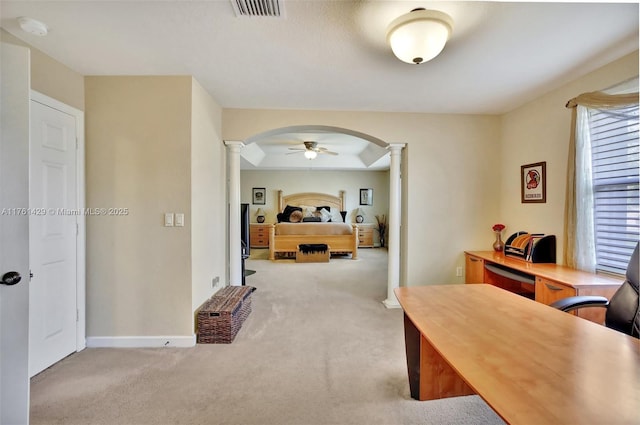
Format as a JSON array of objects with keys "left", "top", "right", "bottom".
[
  {"left": 252, "top": 187, "right": 266, "bottom": 205},
  {"left": 360, "top": 188, "right": 373, "bottom": 206},
  {"left": 521, "top": 162, "right": 546, "bottom": 203}
]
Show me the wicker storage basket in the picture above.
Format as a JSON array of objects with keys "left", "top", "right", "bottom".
[
  {"left": 213, "top": 286, "right": 254, "bottom": 303},
  {"left": 197, "top": 287, "right": 253, "bottom": 344}
]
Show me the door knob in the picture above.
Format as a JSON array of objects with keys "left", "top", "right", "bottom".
[{"left": 1, "top": 271, "right": 21, "bottom": 286}]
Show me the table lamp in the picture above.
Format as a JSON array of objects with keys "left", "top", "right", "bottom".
[{"left": 256, "top": 208, "right": 265, "bottom": 223}]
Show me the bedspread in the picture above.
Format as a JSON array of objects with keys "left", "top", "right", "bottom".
[{"left": 275, "top": 222, "right": 353, "bottom": 236}]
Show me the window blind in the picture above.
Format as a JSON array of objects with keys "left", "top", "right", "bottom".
[{"left": 588, "top": 104, "right": 640, "bottom": 274}]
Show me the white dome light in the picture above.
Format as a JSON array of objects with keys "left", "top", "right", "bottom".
[
  {"left": 387, "top": 9, "right": 453, "bottom": 65},
  {"left": 304, "top": 150, "right": 317, "bottom": 160},
  {"left": 18, "top": 17, "right": 48, "bottom": 36}
]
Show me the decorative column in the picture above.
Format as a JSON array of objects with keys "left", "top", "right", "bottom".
[
  {"left": 224, "top": 141, "right": 244, "bottom": 286},
  {"left": 383, "top": 143, "right": 405, "bottom": 308}
]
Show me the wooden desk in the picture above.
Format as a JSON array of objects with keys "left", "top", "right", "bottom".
[
  {"left": 465, "top": 251, "right": 621, "bottom": 324},
  {"left": 395, "top": 284, "right": 640, "bottom": 425}
]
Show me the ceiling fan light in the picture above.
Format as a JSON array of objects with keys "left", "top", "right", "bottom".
[
  {"left": 387, "top": 9, "right": 453, "bottom": 65},
  {"left": 304, "top": 150, "right": 317, "bottom": 160}
]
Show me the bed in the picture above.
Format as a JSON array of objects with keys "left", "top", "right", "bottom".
[{"left": 268, "top": 190, "right": 358, "bottom": 260}]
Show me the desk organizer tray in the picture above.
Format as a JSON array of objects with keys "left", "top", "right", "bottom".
[{"left": 504, "top": 231, "right": 556, "bottom": 263}]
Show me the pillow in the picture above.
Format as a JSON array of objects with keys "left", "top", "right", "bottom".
[
  {"left": 281, "top": 205, "right": 302, "bottom": 222},
  {"left": 316, "top": 206, "right": 335, "bottom": 222},
  {"left": 289, "top": 210, "right": 303, "bottom": 223},
  {"left": 299, "top": 205, "right": 316, "bottom": 218},
  {"left": 329, "top": 207, "right": 343, "bottom": 223},
  {"left": 319, "top": 208, "right": 331, "bottom": 222}
]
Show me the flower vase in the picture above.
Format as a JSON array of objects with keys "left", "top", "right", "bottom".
[{"left": 493, "top": 231, "right": 505, "bottom": 252}]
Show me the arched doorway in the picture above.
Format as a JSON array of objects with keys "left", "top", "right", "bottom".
[{"left": 225, "top": 125, "right": 404, "bottom": 308}]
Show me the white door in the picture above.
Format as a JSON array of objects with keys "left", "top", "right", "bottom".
[
  {"left": 29, "top": 100, "right": 78, "bottom": 376},
  {"left": 0, "top": 42, "right": 31, "bottom": 425}
]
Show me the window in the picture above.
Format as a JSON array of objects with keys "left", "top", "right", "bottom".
[{"left": 587, "top": 96, "right": 639, "bottom": 274}]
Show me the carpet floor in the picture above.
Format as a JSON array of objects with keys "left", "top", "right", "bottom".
[{"left": 29, "top": 248, "right": 505, "bottom": 425}]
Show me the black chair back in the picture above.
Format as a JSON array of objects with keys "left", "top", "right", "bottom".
[{"left": 606, "top": 243, "right": 639, "bottom": 337}]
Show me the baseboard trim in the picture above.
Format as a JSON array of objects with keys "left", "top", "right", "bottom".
[{"left": 86, "top": 335, "right": 196, "bottom": 348}]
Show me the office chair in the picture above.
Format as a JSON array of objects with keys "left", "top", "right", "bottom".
[{"left": 550, "top": 242, "right": 639, "bottom": 338}]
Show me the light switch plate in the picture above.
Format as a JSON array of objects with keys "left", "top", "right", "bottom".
[
  {"left": 175, "top": 213, "right": 184, "bottom": 227},
  {"left": 164, "top": 213, "right": 174, "bottom": 227}
]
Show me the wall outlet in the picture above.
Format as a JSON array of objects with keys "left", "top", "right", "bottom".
[
  {"left": 212, "top": 276, "right": 220, "bottom": 288},
  {"left": 456, "top": 266, "right": 463, "bottom": 277}
]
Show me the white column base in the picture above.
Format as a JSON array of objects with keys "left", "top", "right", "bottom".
[{"left": 382, "top": 298, "right": 401, "bottom": 309}]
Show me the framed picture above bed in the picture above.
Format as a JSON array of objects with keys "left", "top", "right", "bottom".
[
  {"left": 360, "top": 188, "right": 373, "bottom": 206},
  {"left": 252, "top": 187, "right": 266, "bottom": 205}
]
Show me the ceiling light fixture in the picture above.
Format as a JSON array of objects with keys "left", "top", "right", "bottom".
[
  {"left": 304, "top": 150, "right": 317, "bottom": 160},
  {"left": 18, "top": 17, "right": 48, "bottom": 36},
  {"left": 386, "top": 8, "right": 453, "bottom": 65}
]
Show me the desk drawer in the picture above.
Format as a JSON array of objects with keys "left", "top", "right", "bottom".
[
  {"left": 465, "top": 254, "right": 485, "bottom": 284},
  {"left": 536, "top": 276, "right": 619, "bottom": 325},
  {"left": 535, "top": 277, "right": 575, "bottom": 305}
]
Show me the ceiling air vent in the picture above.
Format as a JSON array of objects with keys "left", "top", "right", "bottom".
[{"left": 231, "top": 0, "right": 284, "bottom": 17}]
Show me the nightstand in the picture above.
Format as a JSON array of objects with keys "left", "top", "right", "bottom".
[
  {"left": 250, "top": 224, "right": 270, "bottom": 248},
  {"left": 355, "top": 223, "right": 375, "bottom": 248}
]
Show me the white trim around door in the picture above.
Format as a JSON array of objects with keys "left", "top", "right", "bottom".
[{"left": 30, "top": 91, "right": 86, "bottom": 357}]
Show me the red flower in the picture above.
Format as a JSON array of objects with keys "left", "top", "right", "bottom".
[{"left": 492, "top": 223, "right": 505, "bottom": 232}]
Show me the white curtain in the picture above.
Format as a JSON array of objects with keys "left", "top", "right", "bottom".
[
  {"left": 563, "top": 89, "right": 638, "bottom": 270},
  {"left": 573, "top": 105, "right": 596, "bottom": 272}
]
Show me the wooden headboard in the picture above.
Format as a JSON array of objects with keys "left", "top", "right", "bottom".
[{"left": 277, "top": 190, "right": 346, "bottom": 212}]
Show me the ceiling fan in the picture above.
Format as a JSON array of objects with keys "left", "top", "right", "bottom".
[{"left": 287, "top": 141, "right": 338, "bottom": 159}]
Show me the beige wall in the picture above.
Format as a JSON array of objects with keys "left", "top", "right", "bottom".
[
  {"left": 240, "top": 170, "right": 390, "bottom": 226},
  {"left": 400, "top": 114, "right": 501, "bottom": 285},
  {"left": 0, "top": 29, "right": 84, "bottom": 111},
  {"left": 85, "top": 76, "right": 193, "bottom": 337},
  {"left": 223, "top": 110, "right": 502, "bottom": 287},
  {"left": 500, "top": 50, "right": 639, "bottom": 263},
  {"left": 191, "top": 78, "right": 226, "bottom": 315}
]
